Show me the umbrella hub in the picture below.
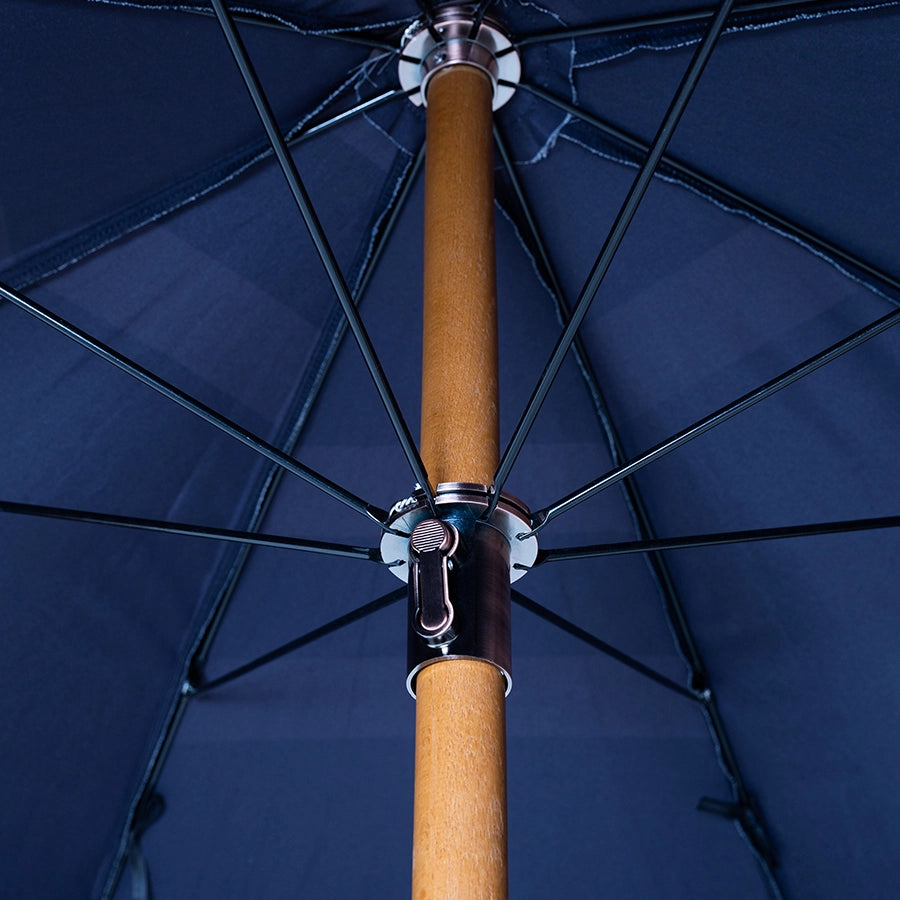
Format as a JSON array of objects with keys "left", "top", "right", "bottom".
[
  {"left": 381, "top": 483, "right": 536, "bottom": 697},
  {"left": 382, "top": 483, "right": 536, "bottom": 584},
  {"left": 398, "top": 6, "right": 520, "bottom": 110}
]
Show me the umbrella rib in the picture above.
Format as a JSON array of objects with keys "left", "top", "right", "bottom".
[
  {"left": 492, "top": 130, "right": 780, "bottom": 878},
  {"left": 492, "top": 122, "right": 640, "bottom": 480},
  {"left": 293, "top": 88, "right": 407, "bottom": 144},
  {"left": 534, "top": 514, "right": 900, "bottom": 563},
  {"left": 190, "top": 145, "right": 425, "bottom": 668},
  {"left": 528, "top": 305, "right": 900, "bottom": 533},
  {"left": 516, "top": 595, "right": 781, "bottom": 889},
  {"left": 191, "top": 587, "right": 406, "bottom": 695},
  {"left": 295, "top": 31, "right": 398, "bottom": 53},
  {"left": 488, "top": 0, "right": 737, "bottom": 517},
  {"left": 495, "top": 114, "right": 717, "bottom": 720},
  {"left": 0, "top": 499, "right": 381, "bottom": 561},
  {"left": 468, "top": 0, "right": 493, "bottom": 39},
  {"left": 511, "top": 591, "right": 701, "bottom": 703},
  {"left": 512, "top": 0, "right": 864, "bottom": 46},
  {"left": 414, "top": 0, "right": 443, "bottom": 42},
  {"left": 493, "top": 123, "right": 570, "bottom": 320},
  {"left": 0, "top": 280, "right": 389, "bottom": 526},
  {"left": 519, "top": 81, "right": 900, "bottom": 299},
  {"left": 210, "top": 0, "right": 437, "bottom": 515}
]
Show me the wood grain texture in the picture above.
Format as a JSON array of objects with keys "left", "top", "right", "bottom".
[
  {"left": 421, "top": 65, "right": 499, "bottom": 487},
  {"left": 412, "top": 660, "right": 508, "bottom": 900}
]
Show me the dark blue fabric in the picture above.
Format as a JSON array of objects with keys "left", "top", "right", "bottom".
[
  {"left": 1, "top": 0, "right": 372, "bottom": 283},
  {"left": 2, "top": 1, "right": 899, "bottom": 898}
]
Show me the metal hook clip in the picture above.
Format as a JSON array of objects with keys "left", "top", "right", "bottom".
[{"left": 409, "top": 518, "right": 459, "bottom": 647}]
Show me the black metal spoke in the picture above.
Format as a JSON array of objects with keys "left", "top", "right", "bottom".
[
  {"left": 496, "top": 118, "right": 748, "bottom": 703},
  {"left": 291, "top": 88, "right": 407, "bottom": 145},
  {"left": 469, "top": 0, "right": 493, "bottom": 38},
  {"left": 0, "top": 499, "right": 381, "bottom": 561},
  {"left": 0, "top": 280, "right": 387, "bottom": 525},
  {"left": 488, "top": 0, "right": 736, "bottom": 517},
  {"left": 188, "top": 144, "right": 426, "bottom": 673},
  {"left": 494, "top": 124, "right": 774, "bottom": 873},
  {"left": 301, "top": 31, "right": 397, "bottom": 53},
  {"left": 519, "top": 81, "right": 900, "bottom": 299},
  {"left": 528, "top": 306, "right": 900, "bottom": 534},
  {"left": 513, "top": 0, "right": 877, "bottom": 46},
  {"left": 512, "top": 591, "right": 700, "bottom": 702},
  {"left": 516, "top": 588, "right": 779, "bottom": 890},
  {"left": 414, "top": 0, "right": 442, "bottom": 42},
  {"left": 191, "top": 587, "right": 405, "bottom": 695},
  {"left": 211, "top": 0, "right": 436, "bottom": 515},
  {"left": 534, "top": 514, "right": 900, "bottom": 564}
]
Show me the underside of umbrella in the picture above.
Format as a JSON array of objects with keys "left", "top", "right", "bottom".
[{"left": 2, "top": 1, "right": 899, "bottom": 897}]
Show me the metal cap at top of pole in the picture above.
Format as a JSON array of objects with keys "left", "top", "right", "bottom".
[{"left": 398, "top": 6, "right": 520, "bottom": 110}]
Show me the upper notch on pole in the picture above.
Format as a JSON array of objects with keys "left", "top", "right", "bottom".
[{"left": 399, "top": 5, "right": 520, "bottom": 109}]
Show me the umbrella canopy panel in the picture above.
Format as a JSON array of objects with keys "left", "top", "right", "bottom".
[{"left": 2, "top": 1, "right": 899, "bottom": 898}]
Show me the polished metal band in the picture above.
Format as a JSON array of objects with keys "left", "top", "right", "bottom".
[{"left": 382, "top": 483, "right": 536, "bottom": 697}]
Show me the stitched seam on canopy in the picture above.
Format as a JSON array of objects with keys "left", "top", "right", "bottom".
[
  {"left": 1, "top": 57, "right": 382, "bottom": 292},
  {"left": 509, "top": 0, "right": 577, "bottom": 164},
  {"left": 3, "top": 0, "right": 575, "bottom": 279},
  {"left": 88, "top": 0, "right": 416, "bottom": 36},
  {"left": 24, "top": 0, "right": 897, "bottom": 294},
  {"left": 568, "top": 0, "right": 900, "bottom": 68},
  {"left": 2, "top": 141, "right": 266, "bottom": 291}
]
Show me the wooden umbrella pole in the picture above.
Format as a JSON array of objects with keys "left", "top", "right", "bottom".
[
  {"left": 420, "top": 65, "right": 499, "bottom": 484},
  {"left": 413, "top": 63, "right": 508, "bottom": 899}
]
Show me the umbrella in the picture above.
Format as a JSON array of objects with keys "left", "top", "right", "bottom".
[{"left": 3, "top": 0, "right": 899, "bottom": 896}]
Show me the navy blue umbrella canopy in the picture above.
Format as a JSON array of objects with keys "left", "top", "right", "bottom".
[{"left": 2, "top": 0, "right": 899, "bottom": 896}]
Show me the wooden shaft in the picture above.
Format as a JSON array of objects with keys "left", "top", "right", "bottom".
[
  {"left": 412, "top": 660, "right": 507, "bottom": 899},
  {"left": 413, "top": 65, "right": 508, "bottom": 899},
  {"left": 421, "top": 64, "right": 499, "bottom": 488},
  {"left": 412, "top": 65, "right": 507, "bottom": 900}
]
